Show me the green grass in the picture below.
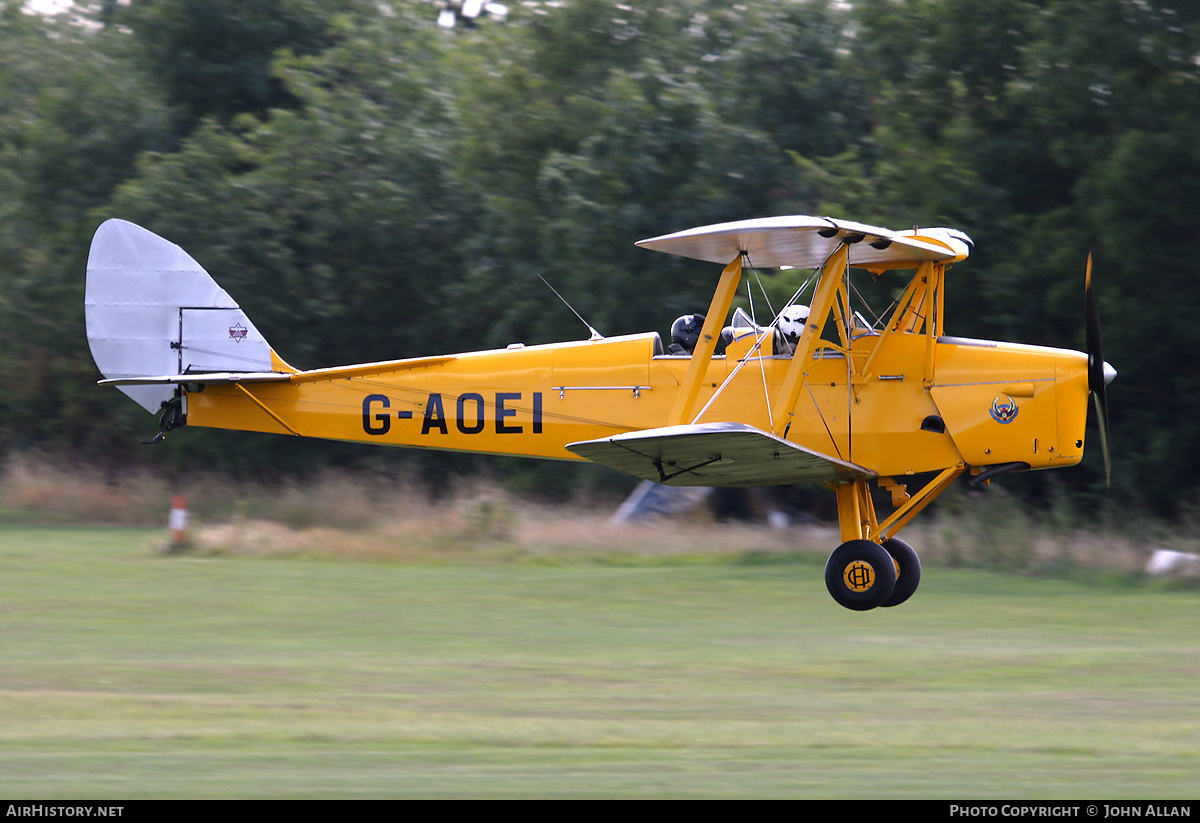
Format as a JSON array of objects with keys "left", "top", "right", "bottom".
[{"left": 0, "top": 525, "right": 1197, "bottom": 798}]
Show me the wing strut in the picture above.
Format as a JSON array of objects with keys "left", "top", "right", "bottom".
[
  {"left": 667, "top": 254, "right": 743, "bottom": 425},
  {"left": 770, "top": 242, "right": 850, "bottom": 437}
]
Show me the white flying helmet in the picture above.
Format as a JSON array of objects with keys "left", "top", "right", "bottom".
[{"left": 778, "top": 304, "right": 811, "bottom": 343}]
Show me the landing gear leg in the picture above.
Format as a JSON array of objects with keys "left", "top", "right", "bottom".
[
  {"left": 825, "top": 472, "right": 960, "bottom": 611},
  {"left": 826, "top": 480, "right": 894, "bottom": 610}
]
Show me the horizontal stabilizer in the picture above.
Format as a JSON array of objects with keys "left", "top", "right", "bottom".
[
  {"left": 288, "top": 355, "right": 456, "bottom": 384},
  {"left": 99, "top": 372, "right": 293, "bottom": 386},
  {"left": 98, "top": 354, "right": 458, "bottom": 387},
  {"left": 567, "top": 422, "right": 874, "bottom": 487}
]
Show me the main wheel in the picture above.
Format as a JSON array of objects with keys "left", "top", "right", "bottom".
[
  {"left": 880, "top": 537, "right": 921, "bottom": 608},
  {"left": 824, "top": 540, "right": 897, "bottom": 611}
]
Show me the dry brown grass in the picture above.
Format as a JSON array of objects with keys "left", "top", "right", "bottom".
[
  {"left": 902, "top": 519, "right": 1156, "bottom": 575},
  {"left": 0, "top": 453, "right": 810, "bottom": 561},
  {"left": 0, "top": 452, "right": 423, "bottom": 530},
  {"left": 0, "top": 452, "right": 1187, "bottom": 574},
  {"left": 0, "top": 453, "right": 169, "bottom": 525},
  {"left": 194, "top": 489, "right": 816, "bottom": 562}
]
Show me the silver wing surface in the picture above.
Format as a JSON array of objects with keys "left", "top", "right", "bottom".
[
  {"left": 635, "top": 215, "right": 970, "bottom": 269},
  {"left": 567, "top": 422, "right": 875, "bottom": 487}
]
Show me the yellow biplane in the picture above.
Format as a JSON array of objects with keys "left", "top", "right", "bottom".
[{"left": 85, "top": 216, "right": 1114, "bottom": 610}]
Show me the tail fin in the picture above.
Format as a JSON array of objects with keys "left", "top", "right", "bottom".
[{"left": 85, "top": 219, "right": 289, "bottom": 414}]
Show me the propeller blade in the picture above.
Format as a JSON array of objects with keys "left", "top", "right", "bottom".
[
  {"left": 1084, "top": 253, "right": 1111, "bottom": 485},
  {"left": 1092, "top": 392, "right": 1111, "bottom": 487}
]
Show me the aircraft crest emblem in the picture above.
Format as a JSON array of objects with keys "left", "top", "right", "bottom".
[{"left": 989, "top": 394, "right": 1019, "bottom": 424}]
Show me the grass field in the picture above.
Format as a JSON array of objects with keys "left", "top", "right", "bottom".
[{"left": 0, "top": 523, "right": 1197, "bottom": 798}]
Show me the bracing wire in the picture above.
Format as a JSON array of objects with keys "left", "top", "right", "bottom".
[
  {"left": 751, "top": 264, "right": 776, "bottom": 321},
  {"left": 687, "top": 249, "right": 829, "bottom": 427},
  {"left": 808, "top": 381, "right": 843, "bottom": 460},
  {"left": 848, "top": 277, "right": 887, "bottom": 329},
  {"left": 743, "top": 272, "right": 775, "bottom": 432}
]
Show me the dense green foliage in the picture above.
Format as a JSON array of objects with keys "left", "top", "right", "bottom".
[{"left": 0, "top": 0, "right": 1196, "bottom": 511}]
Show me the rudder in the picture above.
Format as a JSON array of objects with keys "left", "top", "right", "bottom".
[{"left": 85, "top": 219, "right": 282, "bottom": 414}]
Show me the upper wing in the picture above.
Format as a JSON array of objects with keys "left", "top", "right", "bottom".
[
  {"left": 567, "top": 422, "right": 874, "bottom": 487},
  {"left": 636, "top": 215, "right": 971, "bottom": 269}
]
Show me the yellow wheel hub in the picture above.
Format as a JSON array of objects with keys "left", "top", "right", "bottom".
[{"left": 843, "top": 560, "right": 876, "bottom": 593}]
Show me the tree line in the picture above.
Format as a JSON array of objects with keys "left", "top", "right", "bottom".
[{"left": 0, "top": 0, "right": 1196, "bottom": 512}]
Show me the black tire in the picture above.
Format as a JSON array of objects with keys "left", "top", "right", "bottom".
[
  {"left": 880, "top": 537, "right": 921, "bottom": 608},
  {"left": 824, "top": 540, "right": 897, "bottom": 611}
]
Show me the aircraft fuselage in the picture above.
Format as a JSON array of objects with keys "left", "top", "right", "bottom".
[{"left": 184, "top": 328, "right": 1090, "bottom": 481}]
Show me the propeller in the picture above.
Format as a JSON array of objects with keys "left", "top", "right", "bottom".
[{"left": 1084, "top": 253, "right": 1114, "bottom": 485}]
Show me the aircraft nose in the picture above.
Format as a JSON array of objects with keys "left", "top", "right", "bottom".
[{"left": 1103, "top": 361, "right": 1117, "bottom": 385}]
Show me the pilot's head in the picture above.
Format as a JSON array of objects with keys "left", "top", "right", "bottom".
[
  {"left": 670, "top": 314, "right": 705, "bottom": 353},
  {"left": 778, "top": 304, "right": 811, "bottom": 344}
]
